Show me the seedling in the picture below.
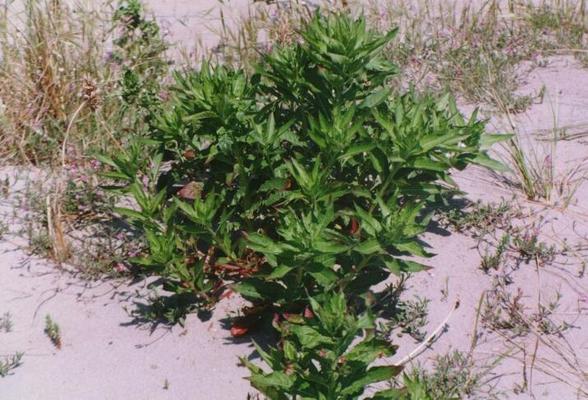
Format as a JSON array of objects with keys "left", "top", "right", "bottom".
[
  {"left": 0, "top": 312, "right": 13, "bottom": 333},
  {"left": 44, "top": 315, "right": 62, "bottom": 349}
]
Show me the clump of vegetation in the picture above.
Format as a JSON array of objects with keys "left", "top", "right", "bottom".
[
  {"left": 512, "top": 226, "right": 557, "bottom": 266},
  {"left": 407, "top": 351, "right": 495, "bottom": 400},
  {"left": 0, "top": 312, "right": 13, "bottom": 333},
  {"left": 0, "top": 220, "right": 7, "bottom": 239},
  {"left": 102, "top": 12, "right": 504, "bottom": 327},
  {"left": 440, "top": 200, "right": 520, "bottom": 237},
  {"left": 481, "top": 234, "right": 510, "bottom": 273},
  {"left": 0, "top": 353, "right": 23, "bottom": 378},
  {"left": 382, "top": 295, "right": 430, "bottom": 342},
  {"left": 0, "top": 0, "right": 167, "bottom": 165},
  {"left": 0, "top": 312, "right": 21, "bottom": 378},
  {"left": 44, "top": 315, "right": 62, "bottom": 349}
]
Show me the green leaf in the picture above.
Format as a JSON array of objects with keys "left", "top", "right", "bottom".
[
  {"left": 233, "top": 280, "right": 284, "bottom": 301},
  {"left": 339, "top": 143, "right": 376, "bottom": 161},
  {"left": 355, "top": 239, "right": 383, "bottom": 255},
  {"left": 412, "top": 158, "right": 446, "bottom": 172},
  {"left": 472, "top": 153, "right": 510, "bottom": 172},
  {"left": 360, "top": 87, "right": 391, "bottom": 109},
  {"left": 267, "top": 264, "right": 295, "bottom": 280},
  {"left": 419, "top": 133, "right": 465, "bottom": 152},
  {"left": 250, "top": 371, "right": 295, "bottom": 390},
  {"left": 313, "top": 240, "right": 349, "bottom": 254},
  {"left": 345, "top": 338, "right": 395, "bottom": 364},
  {"left": 114, "top": 207, "right": 147, "bottom": 222},
  {"left": 306, "top": 264, "right": 339, "bottom": 286},
  {"left": 247, "top": 233, "right": 283, "bottom": 255},
  {"left": 383, "top": 258, "right": 431, "bottom": 274},
  {"left": 289, "top": 325, "right": 333, "bottom": 348},
  {"left": 341, "top": 366, "right": 403, "bottom": 395},
  {"left": 480, "top": 133, "right": 513, "bottom": 150},
  {"left": 394, "top": 241, "right": 433, "bottom": 257}
]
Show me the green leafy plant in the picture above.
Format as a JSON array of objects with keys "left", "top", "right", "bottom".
[
  {"left": 112, "top": 0, "right": 167, "bottom": 118},
  {"left": 102, "top": 12, "right": 506, "bottom": 325},
  {"left": 241, "top": 292, "right": 403, "bottom": 400}
]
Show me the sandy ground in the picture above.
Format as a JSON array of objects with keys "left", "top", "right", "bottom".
[
  {"left": 0, "top": 169, "right": 258, "bottom": 400},
  {"left": 1, "top": 1, "right": 588, "bottom": 399}
]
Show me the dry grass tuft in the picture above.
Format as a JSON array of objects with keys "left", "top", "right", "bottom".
[{"left": 0, "top": 0, "right": 124, "bottom": 165}]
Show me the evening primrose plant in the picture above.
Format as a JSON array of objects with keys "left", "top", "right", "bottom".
[{"left": 102, "top": 13, "right": 506, "bottom": 323}]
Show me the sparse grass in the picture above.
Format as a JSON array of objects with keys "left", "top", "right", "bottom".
[
  {"left": 0, "top": 0, "right": 167, "bottom": 165},
  {"left": 0, "top": 176, "right": 8, "bottom": 197},
  {"left": 0, "top": 312, "right": 21, "bottom": 378},
  {"left": 0, "top": 0, "right": 116, "bottom": 164},
  {"left": 501, "top": 115, "right": 586, "bottom": 207},
  {"left": 11, "top": 168, "right": 140, "bottom": 278},
  {"left": 214, "top": 0, "right": 588, "bottom": 113}
]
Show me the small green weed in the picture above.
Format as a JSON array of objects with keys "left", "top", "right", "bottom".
[
  {"left": 0, "top": 177, "right": 8, "bottom": 197},
  {"left": 0, "top": 353, "right": 23, "bottom": 378},
  {"left": 382, "top": 295, "right": 430, "bottom": 342},
  {"left": 407, "top": 350, "right": 495, "bottom": 399},
  {"left": 481, "top": 234, "right": 510, "bottom": 273},
  {"left": 0, "top": 312, "right": 13, "bottom": 333},
  {"left": 0, "top": 220, "right": 7, "bottom": 239},
  {"left": 512, "top": 227, "right": 557, "bottom": 266},
  {"left": 44, "top": 315, "right": 62, "bottom": 349}
]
